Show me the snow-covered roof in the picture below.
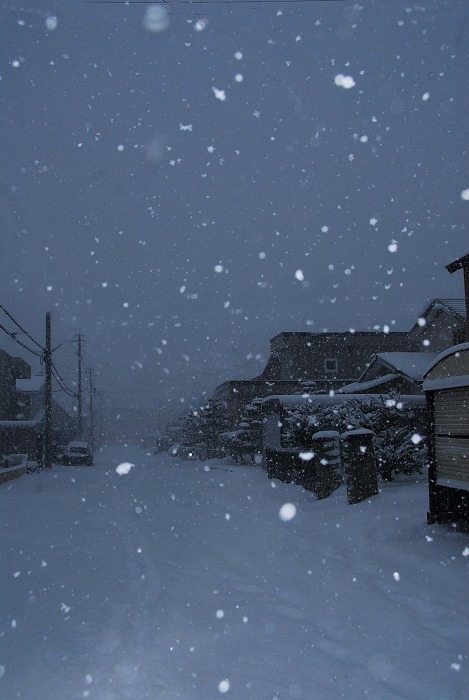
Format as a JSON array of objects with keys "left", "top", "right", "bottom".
[
  {"left": 423, "top": 375, "right": 469, "bottom": 392},
  {"left": 0, "top": 418, "right": 41, "bottom": 427},
  {"left": 16, "top": 376, "right": 45, "bottom": 392},
  {"left": 336, "top": 374, "right": 400, "bottom": 394},
  {"left": 261, "top": 393, "right": 426, "bottom": 411},
  {"left": 422, "top": 343, "right": 469, "bottom": 391},
  {"left": 423, "top": 342, "right": 469, "bottom": 374},
  {"left": 370, "top": 352, "right": 438, "bottom": 381}
]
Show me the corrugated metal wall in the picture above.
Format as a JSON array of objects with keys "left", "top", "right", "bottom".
[{"left": 434, "top": 389, "right": 469, "bottom": 484}]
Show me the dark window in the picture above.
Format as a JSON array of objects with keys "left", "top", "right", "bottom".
[{"left": 324, "top": 358, "right": 338, "bottom": 373}]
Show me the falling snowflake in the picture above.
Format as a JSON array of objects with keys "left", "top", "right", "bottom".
[
  {"left": 218, "top": 679, "right": 230, "bottom": 693},
  {"left": 194, "top": 18, "right": 208, "bottom": 32},
  {"left": 45, "top": 16, "right": 58, "bottom": 31},
  {"left": 279, "top": 503, "right": 296, "bottom": 521},
  {"left": 212, "top": 87, "right": 226, "bottom": 101},
  {"left": 116, "top": 462, "right": 135, "bottom": 475},
  {"left": 334, "top": 74, "right": 356, "bottom": 89}
]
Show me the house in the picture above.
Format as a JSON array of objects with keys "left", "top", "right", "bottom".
[
  {"left": 408, "top": 298, "right": 466, "bottom": 352},
  {"left": 15, "top": 375, "right": 46, "bottom": 420},
  {"left": 210, "top": 298, "right": 466, "bottom": 429},
  {"left": 263, "top": 331, "right": 415, "bottom": 386},
  {"left": 0, "top": 349, "right": 30, "bottom": 420},
  {"left": 0, "top": 357, "right": 76, "bottom": 458},
  {"left": 15, "top": 376, "right": 76, "bottom": 450},
  {"left": 213, "top": 330, "right": 416, "bottom": 426},
  {"left": 336, "top": 352, "right": 439, "bottom": 395}
]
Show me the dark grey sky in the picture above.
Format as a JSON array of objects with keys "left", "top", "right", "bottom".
[{"left": 1, "top": 0, "right": 467, "bottom": 423}]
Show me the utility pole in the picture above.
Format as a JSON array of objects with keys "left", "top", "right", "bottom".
[
  {"left": 88, "top": 368, "right": 94, "bottom": 452},
  {"left": 74, "top": 333, "right": 84, "bottom": 438},
  {"left": 96, "top": 390, "right": 104, "bottom": 445},
  {"left": 44, "top": 311, "right": 53, "bottom": 469}
]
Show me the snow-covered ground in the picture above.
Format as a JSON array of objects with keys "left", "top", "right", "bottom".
[{"left": 0, "top": 445, "right": 468, "bottom": 700}]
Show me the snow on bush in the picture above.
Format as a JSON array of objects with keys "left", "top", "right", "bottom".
[{"left": 284, "top": 392, "right": 426, "bottom": 482}]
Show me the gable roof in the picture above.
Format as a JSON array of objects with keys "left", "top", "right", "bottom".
[
  {"left": 408, "top": 298, "right": 466, "bottom": 337},
  {"left": 435, "top": 298, "right": 467, "bottom": 319},
  {"left": 336, "top": 374, "right": 400, "bottom": 394},
  {"left": 369, "top": 352, "right": 439, "bottom": 381}
]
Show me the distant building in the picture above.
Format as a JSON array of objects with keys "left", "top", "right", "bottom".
[
  {"left": 210, "top": 298, "right": 467, "bottom": 428},
  {"left": 262, "top": 331, "right": 415, "bottom": 386},
  {"left": 408, "top": 298, "right": 466, "bottom": 352},
  {"left": 0, "top": 349, "right": 30, "bottom": 420},
  {"left": 15, "top": 375, "right": 46, "bottom": 421},
  {"left": 213, "top": 330, "right": 415, "bottom": 426},
  {"left": 0, "top": 350, "right": 76, "bottom": 457}
]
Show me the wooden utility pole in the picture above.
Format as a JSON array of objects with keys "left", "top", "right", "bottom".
[
  {"left": 44, "top": 311, "right": 53, "bottom": 469},
  {"left": 445, "top": 252, "right": 469, "bottom": 341},
  {"left": 75, "top": 333, "right": 84, "bottom": 438},
  {"left": 88, "top": 368, "right": 94, "bottom": 452}
]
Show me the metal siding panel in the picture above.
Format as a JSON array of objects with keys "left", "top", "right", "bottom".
[
  {"left": 435, "top": 436, "right": 469, "bottom": 483},
  {"left": 434, "top": 389, "right": 469, "bottom": 434}
]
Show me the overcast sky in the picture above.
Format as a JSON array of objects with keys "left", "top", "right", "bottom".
[{"left": 0, "top": 0, "right": 467, "bottom": 425}]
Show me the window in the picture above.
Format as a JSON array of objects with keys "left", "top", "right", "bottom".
[{"left": 324, "top": 358, "right": 338, "bottom": 373}]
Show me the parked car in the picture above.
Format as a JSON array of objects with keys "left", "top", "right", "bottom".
[{"left": 62, "top": 441, "right": 93, "bottom": 466}]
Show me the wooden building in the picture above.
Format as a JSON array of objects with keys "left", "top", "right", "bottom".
[{"left": 423, "top": 344, "right": 469, "bottom": 524}]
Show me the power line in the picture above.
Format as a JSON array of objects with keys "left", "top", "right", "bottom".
[
  {"left": 0, "top": 303, "right": 43, "bottom": 350},
  {"left": 51, "top": 362, "right": 79, "bottom": 400},
  {"left": 0, "top": 321, "right": 43, "bottom": 358},
  {"left": 0, "top": 303, "right": 84, "bottom": 399}
]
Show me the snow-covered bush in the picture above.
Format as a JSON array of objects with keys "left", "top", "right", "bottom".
[
  {"left": 283, "top": 402, "right": 345, "bottom": 445},
  {"left": 181, "top": 400, "right": 231, "bottom": 458},
  {"left": 237, "top": 400, "right": 263, "bottom": 452},
  {"left": 284, "top": 393, "right": 426, "bottom": 481}
]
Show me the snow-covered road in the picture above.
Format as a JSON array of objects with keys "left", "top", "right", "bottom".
[{"left": 1, "top": 445, "right": 468, "bottom": 699}]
